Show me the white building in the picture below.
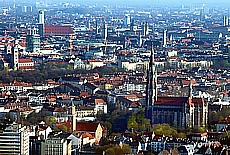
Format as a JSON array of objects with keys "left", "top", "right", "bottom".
[
  {"left": 41, "top": 138, "right": 71, "bottom": 155},
  {"left": 95, "top": 99, "right": 107, "bottom": 114},
  {"left": 0, "top": 124, "right": 30, "bottom": 155}
]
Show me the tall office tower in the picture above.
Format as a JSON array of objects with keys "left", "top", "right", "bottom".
[
  {"left": 228, "top": 46, "right": 230, "bottom": 63},
  {"left": 142, "top": 22, "right": 148, "bottom": 36},
  {"left": 95, "top": 20, "right": 99, "bottom": 34},
  {"left": 223, "top": 15, "right": 229, "bottom": 26},
  {"left": 26, "top": 28, "right": 40, "bottom": 53},
  {"left": 38, "top": 10, "right": 45, "bottom": 36},
  {"left": 22, "top": 6, "right": 27, "bottom": 12},
  {"left": 163, "top": 29, "right": 167, "bottom": 47},
  {"left": 12, "top": 40, "right": 19, "bottom": 70},
  {"left": 124, "top": 14, "right": 131, "bottom": 28},
  {"left": 102, "top": 22, "right": 108, "bottom": 41},
  {"left": 199, "top": 9, "right": 204, "bottom": 21},
  {"left": 27, "top": 6, "right": 33, "bottom": 13},
  {"left": 145, "top": 43, "right": 157, "bottom": 124},
  {"left": 87, "top": 19, "right": 91, "bottom": 30},
  {"left": 130, "top": 18, "right": 135, "bottom": 31},
  {"left": 0, "top": 124, "right": 30, "bottom": 155}
]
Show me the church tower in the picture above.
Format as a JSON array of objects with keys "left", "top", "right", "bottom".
[
  {"left": 12, "top": 41, "right": 19, "bottom": 71},
  {"left": 189, "top": 81, "right": 193, "bottom": 98},
  {"left": 68, "top": 99, "right": 76, "bottom": 131},
  {"left": 145, "top": 43, "right": 157, "bottom": 124}
]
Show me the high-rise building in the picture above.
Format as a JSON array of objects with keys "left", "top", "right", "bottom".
[
  {"left": 102, "top": 22, "right": 108, "bottom": 41},
  {"left": 22, "top": 6, "right": 27, "bottom": 12},
  {"left": 223, "top": 15, "right": 229, "bottom": 26},
  {"left": 124, "top": 14, "right": 131, "bottom": 28},
  {"left": 142, "top": 22, "right": 148, "bottom": 36},
  {"left": 27, "top": 6, "right": 33, "bottom": 13},
  {"left": 41, "top": 138, "right": 72, "bottom": 155},
  {"left": 38, "top": 10, "right": 45, "bottom": 36},
  {"left": 26, "top": 28, "right": 40, "bottom": 53},
  {"left": 162, "top": 29, "right": 167, "bottom": 47},
  {"left": 0, "top": 124, "right": 30, "bottom": 155},
  {"left": 228, "top": 46, "right": 230, "bottom": 63}
]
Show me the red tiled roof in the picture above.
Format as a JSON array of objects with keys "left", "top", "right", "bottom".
[
  {"left": 129, "top": 102, "right": 140, "bottom": 108},
  {"left": 155, "top": 97, "right": 188, "bottom": 106},
  {"left": 95, "top": 99, "right": 106, "bottom": 105},
  {"left": 18, "top": 42, "right": 26, "bottom": 47},
  {"left": 53, "top": 108, "right": 66, "bottom": 112},
  {"left": 192, "top": 98, "right": 206, "bottom": 107},
  {"left": 19, "top": 66, "right": 34, "bottom": 69},
  {"left": 80, "top": 91, "right": 89, "bottom": 98},
  {"left": 82, "top": 133, "right": 94, "bottom": 139},
  {"left": 182, "top": 80, "right": 196, "bottom": 85},
  {"left": 19, "top": 58, "right": 33, "bottom": 63},
  {"left": 76, "top": 122, "right": 99, "bottom": 132},
  {"left": 155, "top": 97, "right": 205, "bottom": 107},
  {"left": 44, "top": 25, "right": 74, "bottom": 36}
]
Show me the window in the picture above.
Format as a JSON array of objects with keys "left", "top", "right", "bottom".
[{"left": 98, "top": 132, "right": 100, "bottom": 138}]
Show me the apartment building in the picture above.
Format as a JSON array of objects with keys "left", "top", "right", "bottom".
[
  {"left": 41, "top": 138, "right": 72, "bottom": 155},
  {"left": 0, "top": 124, "right": 30, "bottom": 155}
]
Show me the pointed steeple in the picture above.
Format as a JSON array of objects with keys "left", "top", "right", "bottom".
[
  {"left": 145, "top": 42, "right": 157, "bottom": 124},
  {"left": 189, "top": 80, "right": 193, "bottom": 98},
  {"left": 71, "top": 98, "right": 75, "bottom": 107},
  {"left": 68, "top": 98, "right": 76, "bottom": 132}
]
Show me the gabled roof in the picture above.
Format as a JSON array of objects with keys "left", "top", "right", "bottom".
[
  {"left": 19, "top": 58, "right": 33, "bottom": 63},
  {"left": 155, "top": 97, "right": 188, "bottom": 106},
  {"left": 76, "top": 122, "right": 100, "bottom": 132},
  {"left": 95, "top": 98, "right": 106, "bottom": 105},
  {"left": 44, "top": 25, "right": 74, "bottom": 36}
]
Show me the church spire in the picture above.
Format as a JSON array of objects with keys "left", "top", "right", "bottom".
[
  {"left": 145, "top": 42, "right": 157, "bottom": 124},
  {"left": 189, "top": 80, "right": 193, "bottom": 98}
]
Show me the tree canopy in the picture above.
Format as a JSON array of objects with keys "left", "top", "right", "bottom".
[
  {"left": 95, "top": 144, "right": 131, "bottom": 155},
  {"left": 127, "top": 109, "right": 151, "bottom": 132},
  {"left": 152, "top": 123, "right": 178, "bottom": 137}
]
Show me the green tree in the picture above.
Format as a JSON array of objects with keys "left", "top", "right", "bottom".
[
  {"left": 58, "top": 125, "right": 67, "bottom": 132},
  {"left": 198, "top": 127, "right": 205, "bottom": 133},
  {"left": 103, "top": 121, "right": 112, "bottom": 132},
  {"left": 105, "top": 148, "right": 116, "bottom": 155},
  {"left": 222, "top": 131, "right": 230, "bottom": 138},
  {"left": 112, "top": 146, "right": 124, "bottom": 155},
  {"left": 176, "top": 132, "right": 186, "bottom": 138},
  {"left": 121, "top": 144, "right": 131, "bottom": 154},
  {"left": 152, "top": 123, "right": 178, "bottom": 137},
  {"left": 44, "top": 116, "right": 56, "bottom": 126},
  {"left": 95, "top": 145, "right": 110, "bottom": 155},
  {"left": 127, "top": 116, "right": 138, "bottom": 131}
]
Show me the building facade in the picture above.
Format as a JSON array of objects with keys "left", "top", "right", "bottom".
[
  {"left": 41, "top": 138, "right": 71, "bottom": 155},
  {"left": 0, "top": 124, "right": 30, "bottom": 155}
]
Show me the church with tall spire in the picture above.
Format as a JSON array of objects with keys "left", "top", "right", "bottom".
[
  {"left": 145, "top": 43, "right": 157, "bottom": 124},
  {"left": 145, "top": 42, "right": 208, "bottom": 129}
]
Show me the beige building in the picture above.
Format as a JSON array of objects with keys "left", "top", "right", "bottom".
[
  {"left": 75, "top": 106, "right": 96, "bottom": 117},
  {"left": 41, "top": 138, "right": 72, "bottom": 155}
]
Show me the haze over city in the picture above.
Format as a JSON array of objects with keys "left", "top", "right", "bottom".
[{"left": 0, "top": 0, "right": 230, "bottom": 155}]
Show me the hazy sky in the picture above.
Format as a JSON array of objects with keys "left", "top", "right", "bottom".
[
  {"left": 63, "top": 0, "right": 230, "bottom": 6},
  {"left": 70, "top": 0, "right": 230, "bottom": 3}
]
